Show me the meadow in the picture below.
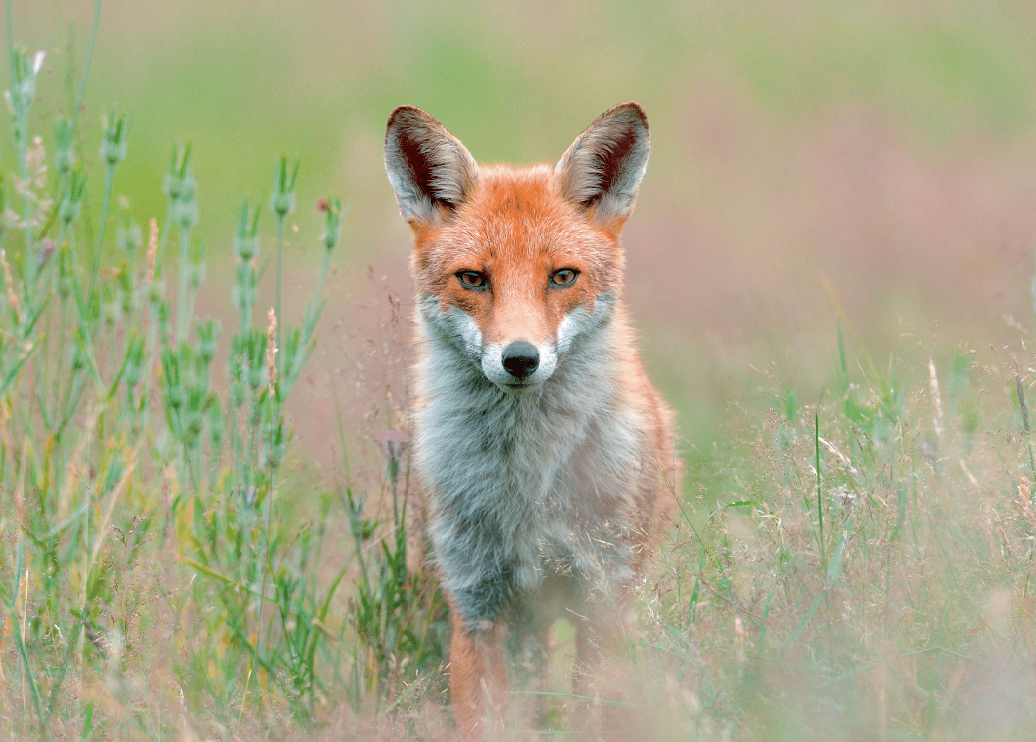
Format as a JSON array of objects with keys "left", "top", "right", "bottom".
[{"left": 3, "top": 0, "right": 1036, "bottom": 739}]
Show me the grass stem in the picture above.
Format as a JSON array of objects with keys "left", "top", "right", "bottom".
[
  {"left": 815, "top": 408, "right": 826, "bottom": 571},
  {"left": 68, "top": 0, "right": 103, "bottom": 134}
]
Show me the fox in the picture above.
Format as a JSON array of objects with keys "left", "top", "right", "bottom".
[{"left": 383, "top": 101, "right": 679, "bottom": 739}]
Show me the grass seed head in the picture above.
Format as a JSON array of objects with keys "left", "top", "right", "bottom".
[
  {"left": 146, "top": 217, "right": 159, "bottom": 283},
  {"left": 1, "top": 249, "right": 20, "bottom": 321},
  {"left": 267, "top": 307, "right": 278, "bottom": 393}
]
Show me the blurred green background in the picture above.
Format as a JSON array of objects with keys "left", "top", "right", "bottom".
[{"left": 18, "top": 0, "right": 1036, "bottom": 466}]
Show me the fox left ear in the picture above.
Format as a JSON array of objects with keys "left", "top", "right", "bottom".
[
  {"left": 384, "top": 106, "right": 479, "bottom": 232},
  {"left": 554, "top": 102, "right": 650, "bottom": 229}
]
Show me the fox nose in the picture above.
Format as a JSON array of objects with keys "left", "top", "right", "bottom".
[{"left": 501, "top": 341, "right": 539, "bottom": 379}]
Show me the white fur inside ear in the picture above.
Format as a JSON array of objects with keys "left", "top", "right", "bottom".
[
  {"left": 384, "top": 107, "right": 479, "bottom": 226},
  {"left": 554, "top": 102, "right": 650, "bottom": 224}
]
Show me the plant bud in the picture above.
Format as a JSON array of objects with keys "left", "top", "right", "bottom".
[
  {"left": 166, "top": 385, "right": 184, "bottom": 410},
  {"left": 103, "top": 301, "right": 118, "bottom": 328},
  {"left": 57, "top": 245, "right": 73, "bottom": 298},
  {"left": 163, "top": 143, "right": 192, "bottom": 200},
  {"left": 163, "top": 173, "right": 183, "bottom": 200},
  {"left": 71, "top": 343, "right": 85, "bottom": 371},
  {"left": 235, "top": 236, "right": 258, "bottom": 261},
  {"left": 189, "top": 261, "right": 205, "bottom": 289},
  {"left": 208, "top": 401, "right": 223, "bottom": 451},
  {"left": 149, "top": 279, "right": 165, "bottom": 304},
  {"left": 271, "top": 191, "right": 294, "bottom": 217},
  {"left": 54, "top": 117, "right": 74, "bottom": 174},
  {"left": 175, "top": 190, "right": 199, "bottom": 230},
  {"left": 270, "top": 154, "right": 299, "bottom": 218},
  {"left": 235, "top": 200, "right": 260, "bottom": 260},
  {"left": 321, "top": 197, "right": 345, "bottom": 252},
  {"left": 116, "top": 220, "right": 143, "bottom": 253},
  {"left": 186, "top": 414, "right": 203, "bottom": 441},
  {"left": 59, "top": 199, "right": 81, "bottom": 225},
  {"left": 197, "top": 320, "right": 220, "bottom": 363},
  {"left": 60, "top": 170, "right": 87, "bottom": 226},
  {"left": 100, "top": 108, "right": 128, "bottom": 167}
]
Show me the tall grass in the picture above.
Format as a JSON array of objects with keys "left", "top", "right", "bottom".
[
  {"left": 3, "top": 5, "right": 1036, "bottom": 742},
  {"left": 0, "top": 5, "right": 447, "bottom": 740},
  {"left": 632, "top": 335, "right": 1036, "bottom": 741}
]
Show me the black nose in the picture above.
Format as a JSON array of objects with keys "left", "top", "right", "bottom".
[{"left": 502, "top": 341, "right": 539, "bottom": 379}]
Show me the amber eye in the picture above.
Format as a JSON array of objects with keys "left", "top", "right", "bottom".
[
  {"left": 457, "top": 271, "right": 487, "bottom": 289},
  {"left": 550, "top": 269, "right": 578, "bottom": 287}
]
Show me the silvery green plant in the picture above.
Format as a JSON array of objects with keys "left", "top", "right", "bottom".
[
  {"left": 87, "top": 108, "right": 128, "bottom": 307},
  {"left": 0, "top": 2, "right": 358, "bottom": 734},
  {"left": 271, "top": 153, "right": 298, "bottom": 374},
  {"left": 7, "top": 47, "right": 45, "bottom": 310}
]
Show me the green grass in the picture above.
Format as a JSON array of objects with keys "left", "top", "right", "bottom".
[
  {"left": 4, "top": 2, "right": 1036, "bottom": 740},
  {"left": 634, "top": 337, "right": 1036, "bottom": 740},
  {"left": 0, "top": 4, "right": 443, "bottom": 736}
]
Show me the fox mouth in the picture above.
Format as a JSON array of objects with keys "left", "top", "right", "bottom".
[{"left": 497, "top": 379, "right": 541, "bottom": 395}]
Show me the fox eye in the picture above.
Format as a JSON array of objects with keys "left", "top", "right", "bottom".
[
  {"left": 550, "top": 269, "right": 578, "bottom": 287},
  {"left": 457, "top": 271, "right": 488, "bottom": 289}
]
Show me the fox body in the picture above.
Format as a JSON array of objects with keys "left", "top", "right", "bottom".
[{"left": 384, "top": 102, "right": 678, "bottom": 738}]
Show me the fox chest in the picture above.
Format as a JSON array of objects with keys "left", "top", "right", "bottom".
[{"left": 415, "top": 392, "right": 644, "bottom": 619}]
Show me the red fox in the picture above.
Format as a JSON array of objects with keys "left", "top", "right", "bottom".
[{"left": 383, "top": 102, "right": 679, "bottom": 739}]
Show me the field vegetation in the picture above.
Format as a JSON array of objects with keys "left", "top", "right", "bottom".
[{"left": 3, "top": 1, "right": 1036, "bottom": 739}]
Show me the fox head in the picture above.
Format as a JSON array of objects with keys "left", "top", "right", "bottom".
[{"left": 384, "top": 102, "right": 649, "bottom": 394}]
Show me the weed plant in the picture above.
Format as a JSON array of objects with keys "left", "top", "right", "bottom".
[
  {"left": 3, "top": 4, "right": 1036, "bottom": 742},
  {"left": 0, "top": 4, "right": 445, "bottom": 740},
  {"left": 634, "top": 330, "right": 1036, "bottom": 741}
]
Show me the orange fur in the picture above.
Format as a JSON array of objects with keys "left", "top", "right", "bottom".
[{"left": 385, "top": 102, "right": 679, "bottom": 740}]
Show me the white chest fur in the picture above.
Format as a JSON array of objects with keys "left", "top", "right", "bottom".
[{"left": 412, "top": 304, "right": 646, "bottom": 624}]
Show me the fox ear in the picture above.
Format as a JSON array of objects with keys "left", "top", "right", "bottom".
[
  {"left": 554, "top": 102, "right": 650, "bottom": 227},
  {"left": 384, "top": 106, "right": 479, "bottom": 230}
]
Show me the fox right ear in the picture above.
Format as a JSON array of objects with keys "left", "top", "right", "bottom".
[
  {"left": 554, "top": 102, "right": 650, "bottom": 230},
  {"left": 384, "top": 106, "right": 479, "bottom": 231}
]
